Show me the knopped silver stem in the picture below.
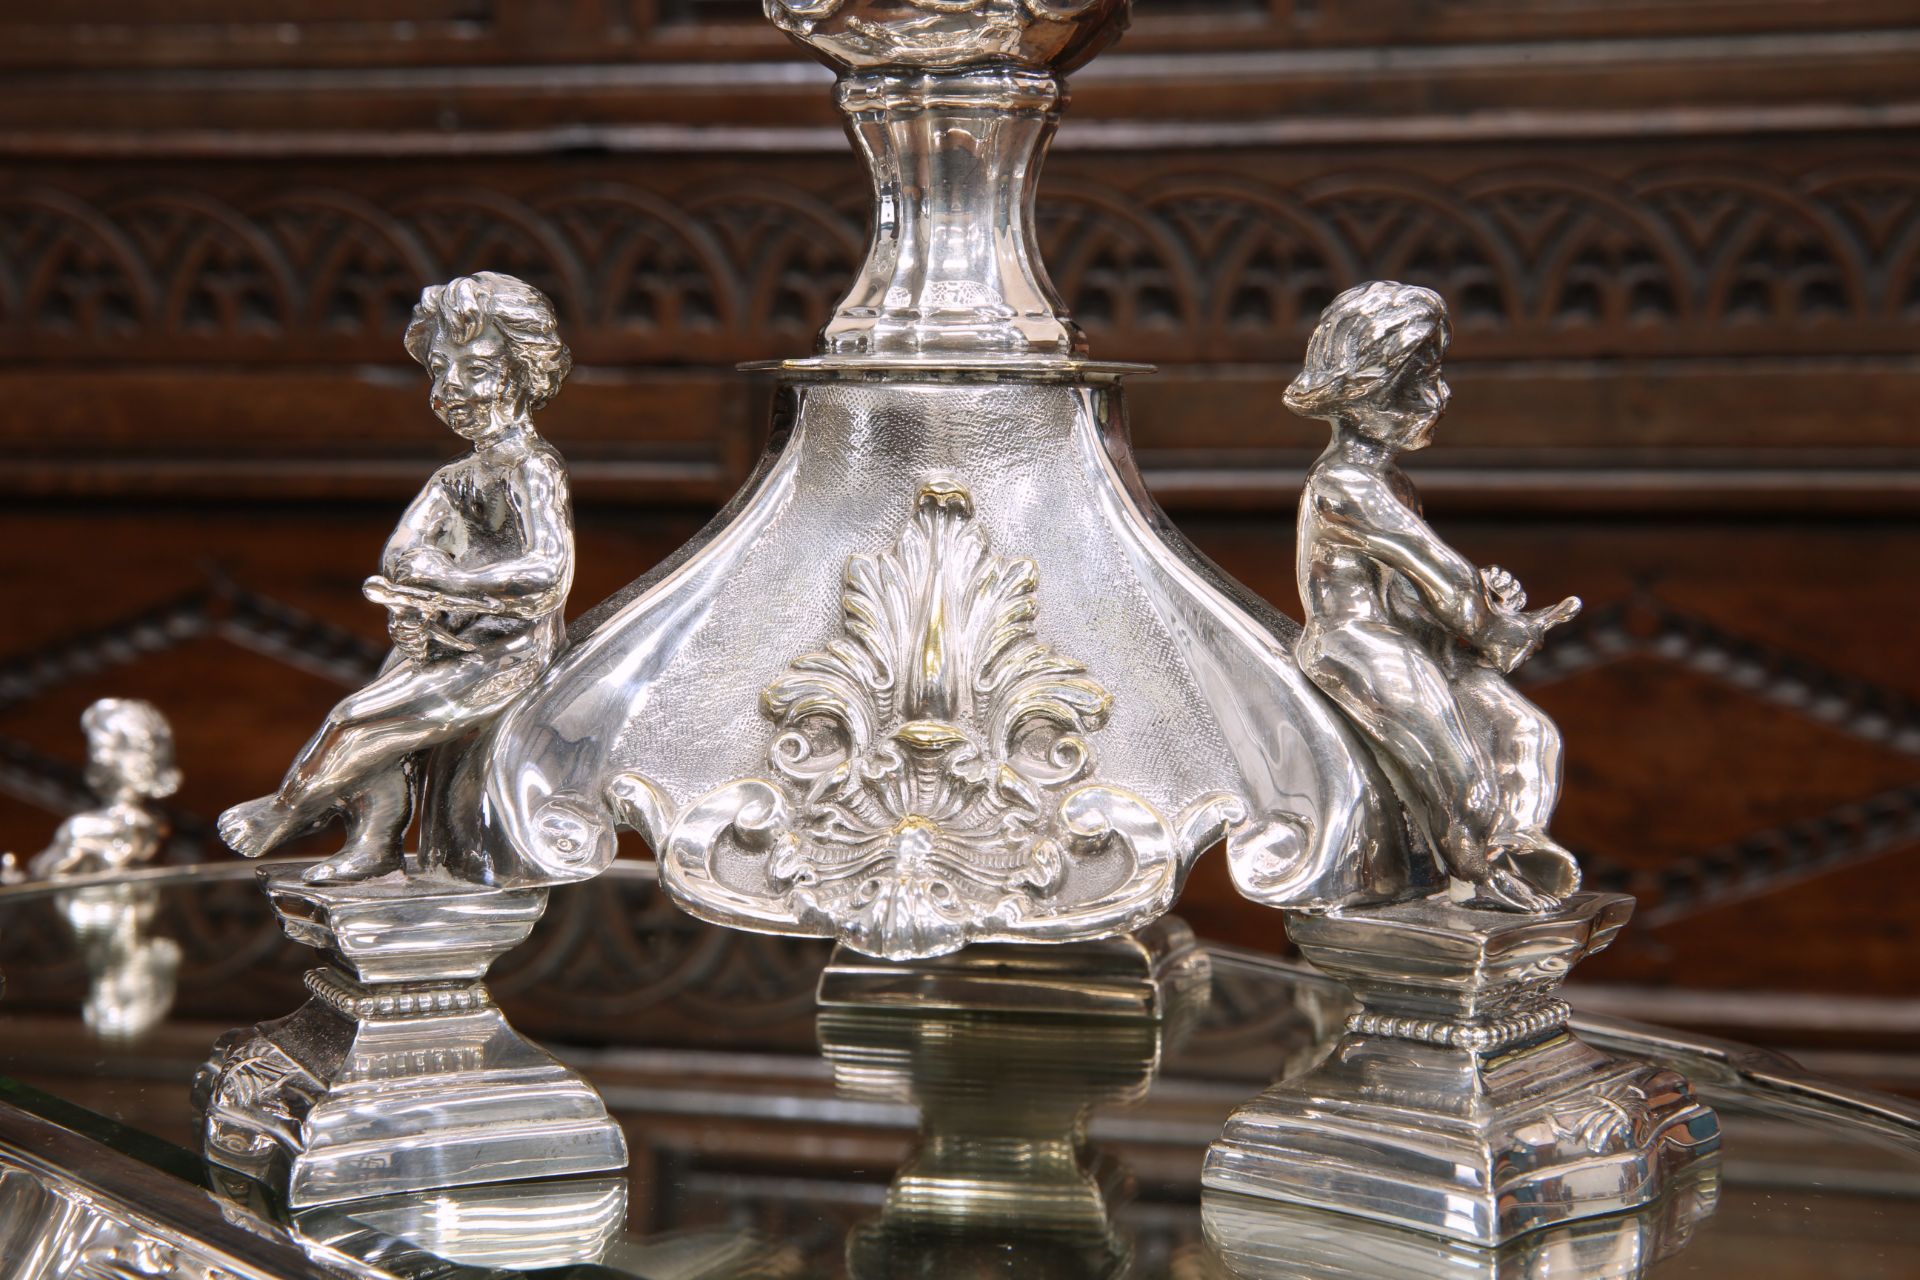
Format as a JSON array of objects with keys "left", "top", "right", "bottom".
[{"left": 825, "top": 66, "right": 1081, "bottom": 361}]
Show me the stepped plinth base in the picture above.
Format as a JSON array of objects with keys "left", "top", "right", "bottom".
[
  {"left": 194, "top": 866, "right": 626, "bottom": 1207},
  {"left": 1203, "top": 892, "right": 1719, "bottom": 1246}
]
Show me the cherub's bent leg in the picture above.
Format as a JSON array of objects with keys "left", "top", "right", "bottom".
[
  {"left": 300, "top": 766, "right": 417, "bottom": 884},
  {"left": 1452, "top": 669, "right": 1580, "bottom": 905},
  {"left": 218, "top": 656, "right": 492, "bottom": 859},
  {"left": 1452, "top": 669, "right": 1562, "bottom": 835},
  {"left": 1298, "top": 621, "right": 1500, "bottom": 880}
]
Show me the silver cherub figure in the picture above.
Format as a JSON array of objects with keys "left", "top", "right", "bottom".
[
  {"left": 217, "top": 272, "right": 575, "bottom": 884},
  {"left": 1287, "top": 281, "right": 1582, "bottom": 912},
  {"left": 1204, "top": 285, "right": 1718, "bottom": 1243}
]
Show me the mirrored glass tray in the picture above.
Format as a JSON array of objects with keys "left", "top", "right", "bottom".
[{"left": 0, "top": 862, "right": 1916, "bottom": 1279}]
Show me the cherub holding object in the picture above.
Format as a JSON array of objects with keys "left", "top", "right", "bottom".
[
  {"left": 218, "top": 272, "right": 575, "bottom": 884},
  {"left": 1288, "top": 281, "right": 1582, "bottom": 912}
]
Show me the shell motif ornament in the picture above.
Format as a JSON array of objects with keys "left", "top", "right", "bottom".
[{"left": 614, "top": 481, "right": 1238, "bottom": 961}]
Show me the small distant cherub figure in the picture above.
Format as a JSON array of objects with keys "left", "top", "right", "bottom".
[
  {"left": 4, "top": 698, "right": 184, "bottom": 1040},
  {"left": 218, "top": 272, "right": 575, "bottom": 884},
  {"left": 15, "top": 697, "right": 180, "bottom": 881},
  {"left": 1288, "top": 281, "right": 1583, "bottom": 912}
]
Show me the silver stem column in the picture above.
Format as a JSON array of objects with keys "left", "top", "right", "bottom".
[{"left": 827, "top": 67, "right": 1081, "bottom": 359}]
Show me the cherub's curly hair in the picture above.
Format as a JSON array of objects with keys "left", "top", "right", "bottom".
[
  {"left": 82, "top": 697, "right": 181, "bottom": 799},
  {"left": 1284, "top": 281, "right": 1448, "bottom": 421},
  {"left": 404, "top": 272, "right": 573, "bottom": 408}
]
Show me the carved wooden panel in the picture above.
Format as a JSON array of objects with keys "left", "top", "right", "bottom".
[{"left": 4, "top": 151, "right": 1914, "bottom": 363}]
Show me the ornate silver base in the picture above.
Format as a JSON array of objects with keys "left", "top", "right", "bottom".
[
  {"left": 817, "top": 914, "right": 1210, "bottom": 1025},
  {"left": 1202, "top": 892, "right": 1719, "bottom": 1246},
  {"left": 194, "top": 867, "right": 626, "bottom": 1206}
]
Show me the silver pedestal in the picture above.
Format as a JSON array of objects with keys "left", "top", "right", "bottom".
[
  {"left": 194, "top": 866, "right": 626, "bottom": 1206},
  {"left": 1203, "top": 892, "right": 1719, "bottom": 1246}
]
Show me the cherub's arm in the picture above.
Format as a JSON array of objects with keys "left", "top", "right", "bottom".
[
  {"left": 381, "top": 480, "right": 459, "bottom": 581},
  {"left": 429, "top": 453, "right": 571, "bottom": 612},
  {"left": 1310, "top": 467, "right": 1508, "bottom": 642}
]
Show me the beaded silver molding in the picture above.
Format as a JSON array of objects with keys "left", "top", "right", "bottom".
[
  {"left": 1346, "top": 998, "right": 1571, "bottom": 1053},
  {"left": 303, "top": 967, "right": 494, "bottom": 1021}
]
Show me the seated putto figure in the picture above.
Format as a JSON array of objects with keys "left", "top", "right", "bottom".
[
  {"left": 1288, "top": 281, "right": 1582, "bottom": 912},
  {"left": 218, "top": 271, "right": 575, "bottom": 884}
]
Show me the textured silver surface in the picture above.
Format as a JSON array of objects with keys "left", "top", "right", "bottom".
[
  {"left": 469, "top": 377, "right": 1423, "bottom": 958},
  {"left": 195, "top": 866, "right": 626, "bottom": 1207},
  {"left": 1203, "top": 893, "right": 1721, "bottom": 1246},
  {"left": 216, "top": 272, "right": 578, "bottom": 888},
  {"left": 447, "top": 0, "right": 1436, "bottom": 960}
]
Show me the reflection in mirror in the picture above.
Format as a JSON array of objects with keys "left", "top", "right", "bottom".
[
  {"left": 1202, "top": 1162, "right": 1720, "bottom": 1280},
  {"left": 816, "top": 919, "right": 1211, "bottom": 1279},
  {"left": 2, "top": 698, "right": 183, "bottom": 1041},
  {"left": 291, "top": 1177, "right": 629, "bottom": 1272},
  {"left": 212, "top": 1163, "right": 802, "bottom": 1278}
]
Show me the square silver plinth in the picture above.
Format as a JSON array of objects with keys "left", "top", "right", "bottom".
[
  {"left": 195, "top": 867, "right": 627, "bottom": 1206},
  {"left": 1203, "top": 892, "right": 1720, "bottom": 1246}
]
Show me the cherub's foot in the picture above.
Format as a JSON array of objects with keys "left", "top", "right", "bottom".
[
  {"left": 217, "top": 796, "right": 311, "bottom": 859},
  {"left": 1470, "top": 868, "right": 1562, "bottom": 913},
  {"left": 1465, "top": 836, "right": 1582, "bottom": 913},
  {"left": 301, "top": 844, "right": 405, "bottom": 884}
]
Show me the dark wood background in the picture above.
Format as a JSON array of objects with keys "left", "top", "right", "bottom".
[{"left": 1, "top": 2, "right": 1916, "bottom": 1076}]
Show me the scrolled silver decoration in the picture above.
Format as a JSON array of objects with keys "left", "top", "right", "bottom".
[{"left": 626, "top": 481, "right": 1235, "bottom": 960}]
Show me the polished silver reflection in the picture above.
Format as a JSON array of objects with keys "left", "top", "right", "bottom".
[
  {"left": 763, "top": 0, "right": 1129, "bottom": 358},
  {"left": 1204, "top": 894, "right": 1720, "bottom": 1245},
  {"left": 5, "top": 698, "right": 182, "bottom": 1040},
  {"left": 817, "top": 921, "right": 1206, "bottom": 1279},
  {"left": 1203, "top": 1164, "right": 1720, "bottom": 1280},
  {"left": 1287, "top": 282, "right": 1580, "bottom": 912},
  {"left": 457, "top": 0, "right": 1434, "bottom": 961},
  {"left": 217, "top": 271, "right": 578, "bottom": 887},
  {"left": 289, "top": 1177, "right": 629, "bottom": 1274}
]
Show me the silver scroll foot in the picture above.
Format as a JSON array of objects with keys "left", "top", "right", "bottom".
[
  {"left": 1202, "top": 891, "right": 1720, "bottom": 1246},
  {"left": 193, "top": 865, "right": 627, "bottom": 1206}
]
